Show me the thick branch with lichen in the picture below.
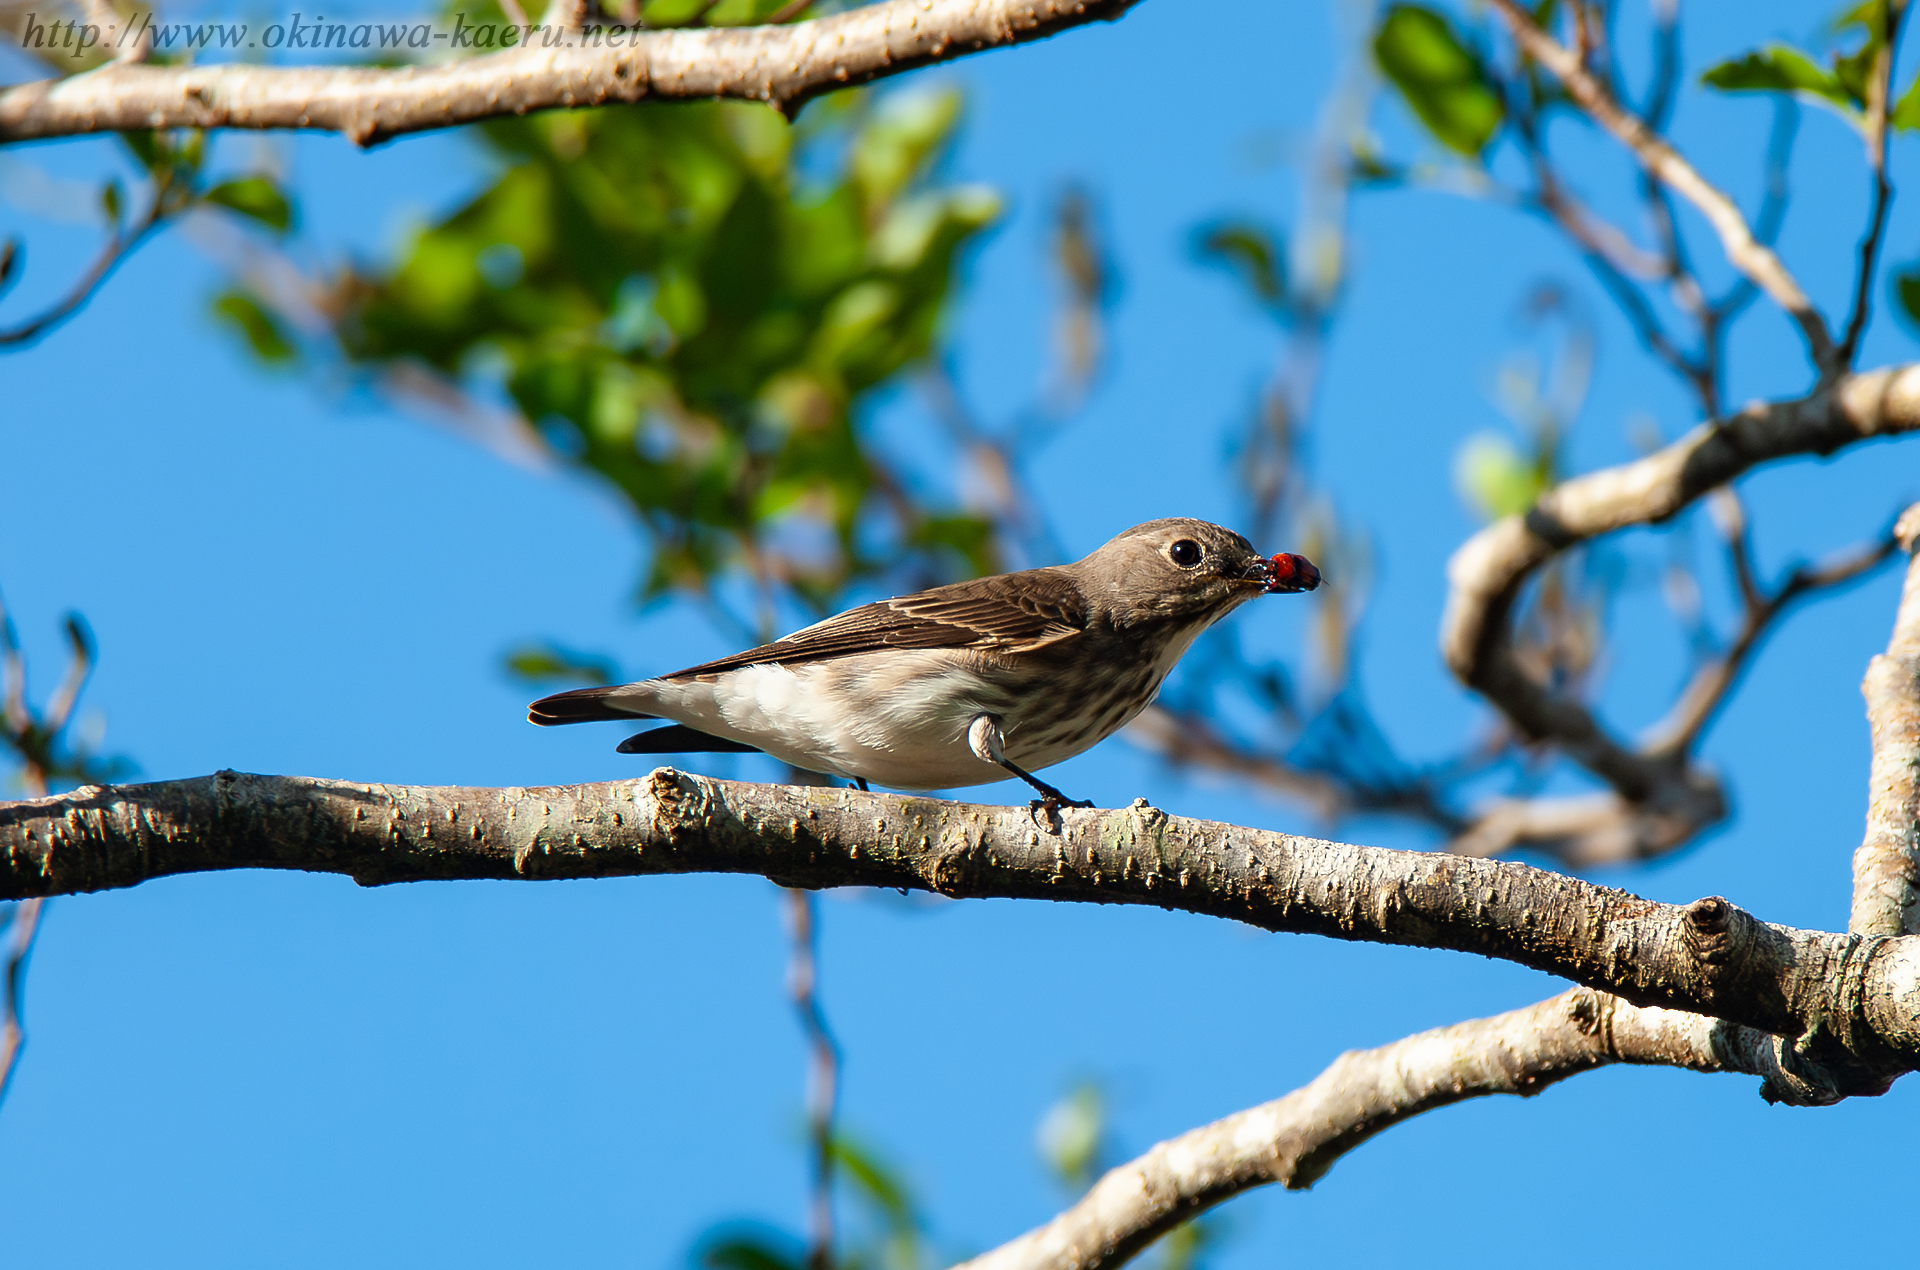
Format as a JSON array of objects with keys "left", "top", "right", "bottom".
[
  {"left": 0, "top": 0, "right": 1141, "bottom": 145},
  {"left": 2, "top": 768, "right": 1917, "bottom": 1093}
]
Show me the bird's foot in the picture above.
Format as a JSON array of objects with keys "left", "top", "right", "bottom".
[{"left": 992, "top": 753, "right": 1092, "bottom": 813}]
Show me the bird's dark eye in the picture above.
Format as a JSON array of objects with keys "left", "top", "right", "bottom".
[{"left": 1169, "top": 539, "right": 1202, "bottom": 568}]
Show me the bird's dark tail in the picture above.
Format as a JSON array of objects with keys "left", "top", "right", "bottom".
[
  {"left": 616, "top": 725, "right": 761, "bottom": 755},
  {"left": 527, "top": 685, "right": 656, "bottom": 726}
]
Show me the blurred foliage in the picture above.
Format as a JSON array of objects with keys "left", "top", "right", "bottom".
[
  {"left": 1035, "top": 1082, "right": 1106, "bottom": 1191},
  {"left": 0, "top": 598, "right": 130, "bottom": 796},
  {"left": 219, "top": 89, "right": 1004, "bottom": 617},
  {"left": 1372, "top": 4, "right": 1504, "bottom": 157},
  {"left": 1033, "top": 1081, "right": 1223, "bottom": 1270},
  {"left": 1454, "top": 432, "right": 1549, "bottom": 520},
  {"left": 501, "top": 641, "right": 621, "bottom": 687},
  {"left": 0, "top": 115, "right": 293, "bottom": 346},
  {"left": 693, "top": 1133, "right": 930, "bottom": 1270},
  {"left": 1701, "top": 1, "right": 1920, "bottom": 133},
  {"left": 1194, "top": 221, "right": 1287, "bottom": 313},
  {"left": 202, "top": 176, "right": 294, "bottom": 234}
]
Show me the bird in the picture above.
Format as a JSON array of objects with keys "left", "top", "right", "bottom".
[{"left": 529, "top": 518, "right": 1321, "bottom": 808}]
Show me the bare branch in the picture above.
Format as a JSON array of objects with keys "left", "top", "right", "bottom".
[
  {"left": 1485, "top": 0, "right": 1835, "bottom": 369},
  {"left": 4, "top": 769, "right": 1919, "bottom": 1094},
  {"left": 1643, "top": 528, "right": 1901, "bottom": 759},
  {"left": 0, "top": 0, "right": 1143, "bottom": 146},
  {"left": 957, "top": 987, "right": 1823, "bottom": 1270},
  {"left": 0, "top": 896, "right": 45, "bottom": 1102},
  {"left": 0, "top": 733, "right": 50, "bottom": 1103},
  {"left": 1837, "top": 1, "right": 1908, "bottom": 369},
  {"left": 0, "top": 192, "right": 166, "bottom": 348},
  {"left": 785, "top": 887, "right": 840, "bottom": 1270},
  {"left": 1852, "top": 505, "right": 1920, "bottom": 937},
  {"left": 1123, "top": 706, "right": 1348, "bottom": 823},
  {"left": 1447, "top": 791, "right": 1657, "bottom": 866},
  {"left": 1442, "top": 363, "right": 1920, "bottom": 858}
]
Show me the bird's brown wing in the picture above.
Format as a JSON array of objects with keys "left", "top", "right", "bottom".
[{"left": 660, "top": 568, "right": 1089, "bottom": 681}]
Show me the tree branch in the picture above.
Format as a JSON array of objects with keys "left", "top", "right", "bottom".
[
  {"left": 0, "top": 191, "right": 166, "bottom": 348},
  {"left": 1852, "top": 505, "right": 1920, "bottom": 937},
  {"left": 1837, "top": 0, "right": 1907, "bottom": 370},
  {"left": 1641, "top": 527, "right": 1902, "bottom": 759},
  {"left": 3, "top": 769, "right": 1918, "bottom": 1093},
  {"left": 0, "top": 0, "right": 1142, "bottom": 146},
  {"left": 1485, "top": 0, "right": 1835, "bottom": 369},
  {"left": 955, "top": 986, "right": 1829, "bottom": 1270},
  {"left": 1442, "top": 363, "right": 1920, "bottom": 858}
]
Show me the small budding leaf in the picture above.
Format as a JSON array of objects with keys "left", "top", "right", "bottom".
[
  {"left": 1373, "top": 4, "right": 1504, "bottom": 157},
  {"left": 204, "top": 177, "right": 295, "bottom": 233},
  {"left": 1194, "top": 220, "right": 1287, "bottom": 310},
  {"left": 1036, "top": 1084, "right": 1106, "bottom": 1190},
  {"left": 211, "top": 292, "right": 296, "bottom": 364}
]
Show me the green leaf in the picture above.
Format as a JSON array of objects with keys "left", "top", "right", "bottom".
[
  {"left": 1373, "top": 4, "right": 1504, "bottom": 157},
  {"left": 204, "top": 176, "right": 294, "bottom": 233},
  {"left": 1194, "top": 221, "right": 1287, "bottom": 309},
  {"left": 1701, "top": 45, "right": 1858, "bottom": 114},
  {"left": 303, "top": 95, "right": 997, "bottom": 607},
  {"left": 1895, "top": 71, "right": 1920, "bottom": 130},
  {"left": 211, "top": 291, "right": 295, "bottom": 363}
]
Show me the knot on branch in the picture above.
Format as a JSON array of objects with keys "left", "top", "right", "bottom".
[
  {"left": 644, "top": 766, "right": 715, "bottom": 842},
  {"left": 1681, "top": 895, "right": 1742, "bottom": 966}
]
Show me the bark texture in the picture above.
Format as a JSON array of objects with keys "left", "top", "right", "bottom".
[
  {"left": 2, "top": 769, "right": 1917, "bottom": 1094},
  {"left": 0, "top": 0, "right": 1140, "bottom": 144},
  {"left": 956, "top": 988, "right": 1808, "bottom": 1270},
  {"left": 1853, "top": 506, "right": 1920, "bottom": 936}
]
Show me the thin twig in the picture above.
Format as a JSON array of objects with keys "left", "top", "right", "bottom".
[
  {"left": 1486, "top": 0, "right": 1835, "bottom": 369},
  {"left": 0, "top": 894, "right": 45, "bottom": 1104},
  {"left": 1837, "top": 1, "right": 1908, "bottom": 369},
  {"left": 0, "top": 710, "right": 50, "bottom": 1104},
  {"left": 785, "top": 887, "right": 840, "bottom": 1270},
  {"left": 1643, "top": 526, "right": 1902, "bottom": 757},
  {"left": 0, "top": 195, "right": 166, "bottom": 349}
]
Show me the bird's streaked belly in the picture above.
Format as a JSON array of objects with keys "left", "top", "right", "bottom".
[{"left": 624, "top": 615, "right": 1219, "bottom": 791}]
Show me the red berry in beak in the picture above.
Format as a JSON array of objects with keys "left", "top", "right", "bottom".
[{"left": 1265, "top": 552, "right": 1322, "bottom": 594}]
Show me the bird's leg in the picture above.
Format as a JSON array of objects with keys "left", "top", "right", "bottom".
[
  {"left": 967, "top": 715, "right": 1094, "bottom": 811},
  {"left": 999, "top": 759, "right": 1095, "bottom": 811},
  {"left": 851, "top": 777, "right": 870, "bottom": 793}
]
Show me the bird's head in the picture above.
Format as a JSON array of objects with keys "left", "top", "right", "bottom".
[{"left": 1075, "top": 518, "right": 1322, "bottom": 623}]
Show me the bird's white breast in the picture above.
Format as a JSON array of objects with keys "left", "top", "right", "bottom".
[{"left": 627, "top": 651, "right": 1017, "bottom": 789}]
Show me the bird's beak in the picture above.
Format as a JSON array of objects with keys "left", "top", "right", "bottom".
[{"left": 1252, "top": 552, "right": 1322, "bottom": 593}]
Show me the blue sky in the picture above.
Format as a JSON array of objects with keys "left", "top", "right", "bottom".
[{"left": 2, "top": 1, "right": 1917, "bottom": 1266}]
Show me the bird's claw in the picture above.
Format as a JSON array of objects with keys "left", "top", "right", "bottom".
[{"left": 1027, "top": 791, "right": 1092, "bottom": 831}]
